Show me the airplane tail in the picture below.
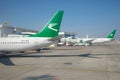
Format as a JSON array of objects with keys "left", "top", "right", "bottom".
[
  {"left": 106, "top": 29, "right": 116, "bottom": 38},
  {"left": 29, "top": 10, "right": 64, "bottom": 38}
]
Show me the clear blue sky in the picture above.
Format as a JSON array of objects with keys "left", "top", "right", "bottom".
[{"left": 0, "top": 0, "right": 120, "bottom": 38}]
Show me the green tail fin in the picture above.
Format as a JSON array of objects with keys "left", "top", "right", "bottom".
[
  {"left": 106, "top": 29, "right": 116, "bottom": 38},
  {"left": 29, "top": 10, "right": 64, "bottom": 37}
]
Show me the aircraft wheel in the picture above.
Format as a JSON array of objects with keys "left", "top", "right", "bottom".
[{"left": 36, "top": 49, "right": 41, "bottom": 52}]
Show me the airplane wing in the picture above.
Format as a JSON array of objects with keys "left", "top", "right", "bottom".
[
  {"left": 80, "top": 38, "right": 95, "bottom": 46},
  {"left": 83, "top": 39, "right": 95, "bottom": 43},
  {"left": 47, "top": 35, "right": 63, "bottom": 41}
]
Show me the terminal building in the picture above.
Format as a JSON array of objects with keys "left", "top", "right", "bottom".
[{"left": 0, "top": 24, "right": 37, "bottom": 37}]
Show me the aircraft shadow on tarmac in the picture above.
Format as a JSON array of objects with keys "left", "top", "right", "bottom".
[
  {"left": 23, "top": 74, "right": 58, "bottom": 80},
  {"left": 0, "top": 52, "right": 120, "bottom": 66},
  {"left": 0, "top": 53, "right": 100, "bottom": 58},
  {"left": 0, "top": 58, "right": 14, "bottom": 66}
]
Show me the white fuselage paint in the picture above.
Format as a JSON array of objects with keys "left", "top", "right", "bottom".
[
  {"left": 0, "top": 37, "right": 54, "bottom": 52},
  {"left": 92, "top": 38, "right": 113, "bottom": 43},
  {"left": 79, "top": 38, "right": 113, "bottom": 43}
]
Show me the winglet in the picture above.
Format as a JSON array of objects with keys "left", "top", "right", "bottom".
[{"left": 29, "top": 11, "right": 64, "bottom": 38}]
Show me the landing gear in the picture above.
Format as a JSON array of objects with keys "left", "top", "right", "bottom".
[
  {"left": 85, "top": 43, "right": 89, "bottom": 46},
  {"left": 0, "top": 52, "right": 6, "bottom": 56},
  {"left": 19, "top": 51, "right": 25, "bottom": 53},
  {"left": 85, "top": 42, "right": 92, "bottom": 46},
  {"left": 36, "top": 49, "right": 42, "bottom": 52},
  {"left": 0, "top": 51, "right": 11, "bottom": 56}
]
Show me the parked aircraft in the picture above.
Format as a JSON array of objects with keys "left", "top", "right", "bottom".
[
  {"left": 60, "top": 29, "right": 116, "bottom": 46},
  {"left": 78, "top": 29, "right": 117, "bottom": 46},
  {"left": 0, "top": 10, "right": 64, "bottom": 54}
]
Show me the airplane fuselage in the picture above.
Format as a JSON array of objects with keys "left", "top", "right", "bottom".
[
  {"left": 92, "top": 38, "right": 113, "bottom": 43},
  {"left": 0, "top": 37, "right": 54, "bottom": 52}
]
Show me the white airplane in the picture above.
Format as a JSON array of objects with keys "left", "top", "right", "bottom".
[
  {"left": 0, "top": 10, "right": 64, "bottom": 54},
  {"left": 78, "top": 29, "right": 117, "bottom": 46}
]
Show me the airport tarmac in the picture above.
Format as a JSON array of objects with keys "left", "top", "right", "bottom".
[{"left": 0, "top": 43, "right": 120, "bottom": 80}]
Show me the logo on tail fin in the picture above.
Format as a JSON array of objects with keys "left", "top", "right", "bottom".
[
  {"left": 48, "top": 23, "right": 58, "bottom": 32},
  {"left": 110, "top": 34, "right": 113, "bottom": 37}
]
